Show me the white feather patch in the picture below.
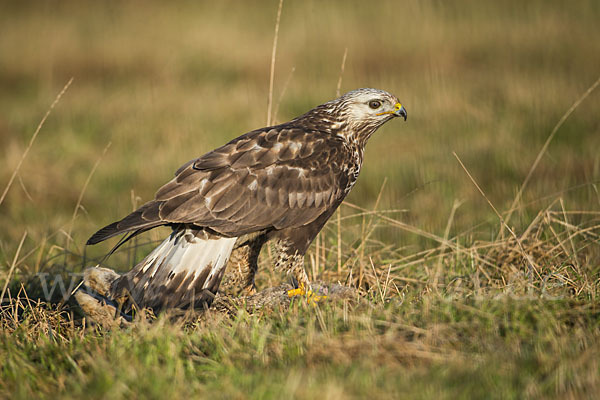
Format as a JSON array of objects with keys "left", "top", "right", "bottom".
[{"left": 140, "top": 229, "right": 237, "bottom": 291}]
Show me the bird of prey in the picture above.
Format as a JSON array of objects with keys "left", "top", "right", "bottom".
[{"left": 86, "top": 88, "right": 407, "bottom": 311}]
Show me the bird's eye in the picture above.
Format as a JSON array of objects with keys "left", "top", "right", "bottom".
[{"left": 368, "top": 100, "right": 381, "bottom": 109}]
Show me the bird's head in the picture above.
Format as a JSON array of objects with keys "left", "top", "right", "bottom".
[
  {"left": 314, "top": 88, "right": 407, "bottom": 144},
  {"left": 339, "top": 88, "right": 407, "bottom": 121}
]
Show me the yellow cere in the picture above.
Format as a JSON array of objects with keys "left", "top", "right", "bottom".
[{"left": 376, "top": 103, "right": 403, "bottom": 116}]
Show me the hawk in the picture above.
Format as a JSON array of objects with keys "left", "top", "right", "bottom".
[{"left": 86, "top": 88, "right": 407, "bottom": 311}]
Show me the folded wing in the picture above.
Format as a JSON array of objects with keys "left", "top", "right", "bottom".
[{"left": 87, "top": 126, "right": 349, "bottom": 245}]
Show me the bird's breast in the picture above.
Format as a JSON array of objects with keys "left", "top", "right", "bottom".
[{"left": 340, "top": 146, "right": 364, "bottom": 194}]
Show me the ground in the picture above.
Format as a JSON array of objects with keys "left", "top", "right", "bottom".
[{"left": 1, "top": 1, "right": 600, "bottom": 399}]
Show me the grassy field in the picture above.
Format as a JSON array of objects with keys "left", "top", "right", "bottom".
[{"left": 1, "top": 0, "right": 600, "bottom": 398}]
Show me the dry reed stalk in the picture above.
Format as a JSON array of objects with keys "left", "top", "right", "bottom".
[
  {"left": 336, "top": 48, "right": 348, "bottom": 273},
  {"left": 266, "top": 0, "right": 284, "bottom": 127},
  {"left": 0, "top": 78, "right": 74, "bottom": 207},
  {"left": 264, "top": 0, "right": 284, "bottom": 263},
  {"left": 335, "top": 48, "right": 348, "bottom": 98},
  {"left": 272, "top": 66, "right": 295, "bottom": 124}
]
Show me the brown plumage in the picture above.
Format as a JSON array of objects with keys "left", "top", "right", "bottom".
[{"left": 86, "top": 88, "right": 407, "bottom": 312}]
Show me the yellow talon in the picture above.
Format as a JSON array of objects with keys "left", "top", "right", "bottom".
[
  {"left": 287, "top": 283, "right": 307, "bottom": 298},
  {"left": 306, "top": 291, "right": 327, "bottom": 304},
  {"left": 287, "top": 284, "right": 327, "bottom": 304},
  {"left": 287, "top": 287, "right": 305, "bottom": 297}
]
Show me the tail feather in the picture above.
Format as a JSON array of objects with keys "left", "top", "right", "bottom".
[
  {"left": 110, "top": 229, "right": 237, "bottom": 311},
  {"left": 87, "top": 202, "right": 163, "bottom": 245}
]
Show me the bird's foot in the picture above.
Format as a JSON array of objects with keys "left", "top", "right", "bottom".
[
  {"left": 242, "top": 285, "right": 257, "bottom": 296},
  {"left": 287, "top": 284, "right": 327, "bottom": 304}
]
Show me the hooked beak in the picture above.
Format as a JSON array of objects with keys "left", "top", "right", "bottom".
[
  {"left": 393, "top": 103, "right": 407, "bottom": 121},
  {"left": 376, "top": 102, "right": 407, "bottom": 121}
]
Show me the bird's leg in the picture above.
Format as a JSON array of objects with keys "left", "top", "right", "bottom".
[
  {"left": 219, "top": 245, "right": 256, "bottom": 297},
  {"left": 273, "top": 244, "right": 326, "bottom": 303},
  {"left": 286, "top": 255, "right": 311, "bottom": 297},
  {"left": 287, "top": 261, "right": 327, "bottom": 304},
  {"left": 219, "top": 235, "right": 265, "bottom": 297}
]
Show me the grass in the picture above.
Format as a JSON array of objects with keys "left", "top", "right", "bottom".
[{"left": 1, "top": 0, "right": 600, "bottom": 398}]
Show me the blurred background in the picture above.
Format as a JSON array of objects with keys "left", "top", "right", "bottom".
[{"left": 1, "top": 0, "right": 599, "bottom": 273}]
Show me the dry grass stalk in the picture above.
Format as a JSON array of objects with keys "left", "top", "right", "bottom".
[
  {"left": 1, "top": 232, "right": 27, "bottom": 304},
  {"left": 65, "top": 141, "right": 112, "bottom": 252},
  {"left": 453, "top": 151, "right": 541, "bottom": 281},
  {"left": 266, "top": 0, "right": 284, "bottom": 127},
  {"left": 502, "top": 74, "right": 600, "bottom": 236},
  {"left": 432, "top": 200, "right": 461, "bottom": 291},
  {"left": 335, "top": 48, "right": 348, "bottom": 273},
  {"left": 272, "top": 66, "right": 295, "bottom": 124},
  {"left": 0, "top": 78, "right": 74, "bottom": 207}
]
